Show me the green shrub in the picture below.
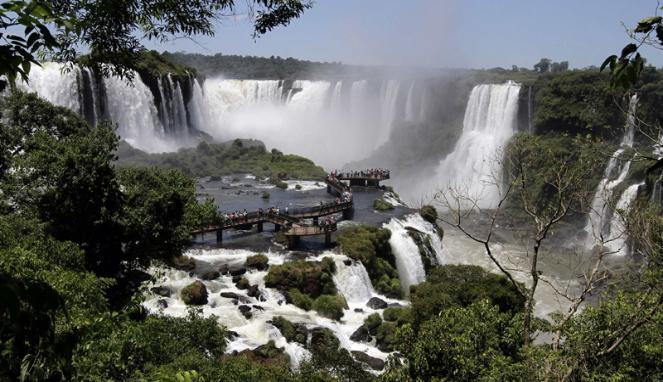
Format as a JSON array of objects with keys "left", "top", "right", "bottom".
[
  {"left": 375, "top": 322, "right": 398, "bottom": 352},
  {"left": 419, "top": 205, "right": 438, "bottom": 225},
  {"left": 265, "top": 260, "right": 335, "bottom": 298},
  {"left": 410, "top": 265, "right": 525, "bottom": 328},
  {"left": 312, "top": 295, "right": 347, "bottom": 321},
  {"left": 364, "top": 313, "right": 382, "bottom": 335},
  {"left": 261, "top": 191, "right": 270, "bottom": 199},
  {"left": 383, "top": 306, "right": 413, "bottom": 326},
  {"left": 286, "top": 288, "right": 313, "bottom": 311},
  {"left": 373, "top": 198, "right": 394, "bottom": 211},
  {"left": 245, "top": 254, "right": 269, "bottom": 270},
  {"left": 271, "top": 316, "right": 307, "bottom": 344},
  {"left": 272, "top": 178, "right": 288, "bottom": 189},
  {"left": 337, "top": 225, "right": 402, "bottom": 298}
]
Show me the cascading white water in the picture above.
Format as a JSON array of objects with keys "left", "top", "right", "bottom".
[
  {"left": 378, "top": 80, "right": 401, "bottom": 147},
  {"left": 171, "top": 76, "right": 189, "bottom": 134},
  {"left": 404, "top": 82, "right": 415, "bottom": 121},
  {"left": 333, "top": 257, "right": 374, "bottom": 303},
  {"left": 19, "top": 63, "right": 198, "bottom": 153},
  {"left": 143, "top": 248, "right": 398, "bottom": 369},
  {"left": 382, "top": 213, "right": 445, "bottom": 294},
  {"left": 329, "top": 81, "right": 343, "bottom": 111},
  {"left": 188, "top": 78, "right": 209, "bottom": 132},
  {"left": 196, "top": 77, "right": 420, "bottom": 168},
  {"left": 103, "top": 71, "right": 183, "bottom": 153},
  {"left": 81, "top": 67, "right": 100, "bottom": 126},
  {"left": 431, "top": 81, "right": 521, "bottom": 208},
  {"left": 585, "top": 94, "right": 638, "bottom": 247},
  {"left": 19, "top": 62, "right": 81, "bottom": 113},
  {"left": 605, "top": 183, "right": 642, "bottom": 255}
]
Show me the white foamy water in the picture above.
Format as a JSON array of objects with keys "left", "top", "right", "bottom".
[
  {"left": 383, "top": 213, "right": 445, "bottom": 293},
  {"left": 605, "top": 183, "right": 642, "bottom": 255},
  {"left": 19, "top": 63, "right": 193, "bottom": 153},
  {"left": 143, "top": 248, "right": 405, "bottom": 369},
  {"left": 285, "top": 180, "right": 326, "bottom": 191},
  {"left": 422, "top": 82, "right": 521, "bottom": 208},
  {"left": 333, "top": 256, "right": 375, "bottom": 303},
  {"left": 585, "top": 94, "right": 638, "bottom": 247},
  {"left": 17, "top": 62, "right": 81, "bottom": 112}
]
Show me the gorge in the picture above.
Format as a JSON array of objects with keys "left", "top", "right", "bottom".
[{"left": 10, "top": 53, "right": 662, "bottom": 376}]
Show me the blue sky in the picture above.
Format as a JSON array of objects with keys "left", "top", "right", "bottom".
[{"left": 144, "top": 0, "right": 663, "bottom": 69}]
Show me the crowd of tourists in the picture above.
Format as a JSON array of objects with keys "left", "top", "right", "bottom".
[
  {"left": 316, "top": 215, "right": 336, "bottom": 229},
  {"left": 331, "top": 168, "right": 390, "bottom": 179}
]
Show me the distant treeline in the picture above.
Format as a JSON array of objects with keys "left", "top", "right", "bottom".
[{"left": 162, "top": 51, "right": 373, "bottom": 80}]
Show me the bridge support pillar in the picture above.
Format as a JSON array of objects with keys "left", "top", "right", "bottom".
[
  {"left": 325, "top": 232, "right": 332, "bottom": 246},
  {"left": 350, "top": 179, "right": 366, "bottom": 187},
  {"left": 257, "top": 222, "right": 263, "bottom": 232},
  {"left": 274, "top": 224, "right": 281, "bottom": 232},
  {"left": 287, "top": 236, "right": 299, "bottom": 250},
  {"left": 342, "top": 207, "right": 354, "bottom": 220},
  {"left": 216, "top": 229, "right": 223, "bottom": 243}
]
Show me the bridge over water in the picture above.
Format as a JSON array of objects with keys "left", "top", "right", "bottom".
[{"left": 192, "top": 169, "right": 389, "bottom": 248}]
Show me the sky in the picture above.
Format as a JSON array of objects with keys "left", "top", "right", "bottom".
[{"left": 144, "top": 0, "right": 663, "bottom": 69}]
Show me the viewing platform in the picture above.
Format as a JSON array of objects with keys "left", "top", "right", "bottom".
[
  {"left": 192, "top": 168, "right": 389, "bottom": 249},
  {"left": 191, "top": 200, "right": 350, "bottom": 249},
  {"left": 331, "top": 169, "right": 390, "bottom": 187}
]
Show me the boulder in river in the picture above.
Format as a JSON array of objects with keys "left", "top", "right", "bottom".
[
  {"left": 151, "top": 286, "right": 170, "bottom": 297},
  {"left": 201, "top": 270, "right": 220, "bottom": 280},
  {"left": 230, "top": 266, "right": 247, "bottom": 276},
  {"left": 181, "top": 280, "right": 208, "bottom": 305},
  {"left": 238, "top": 305, "right": 252, "bottom": 319},
  {"left": 350, "top": 326, "right": 371, "bottom": 342},
  {"left": 366, "top": 297, "right": 388, "bottom": 310},
  {"left": 351, "top": 351, "right": 385, "bottom": 371},
  {"left": 247, "top": 284, "right": 261, "bottom": 298}
]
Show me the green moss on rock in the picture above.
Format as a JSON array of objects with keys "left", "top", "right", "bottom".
[
  {"left": 373, "top": 198, "right": 394, "bottom": 211},
  {"left": 383, "top": 306, "right": 413, "bottom": 326},
  {"left": 286, "top": 288, "right": 313, "bottom": 311},
  {"left": 180, "top": 280, "right": 208, "bottom": 305},
  {"left": 271, "top": 316, "right": 307, "bottom": 345},
  {"left": 337, "top": 225, "right": 402, "bottom": 299},
  {"left": 312, "top": 294, "right": 348, "bottom": 321},
  {"left": 364, "top": 313, "right": 382, "bottom": 335},
  {"left": 264, "top": 260, "right": 336, "bottom": 298},
  {"left": 245, "top": 254, "right": 269, "bottom": 271}
]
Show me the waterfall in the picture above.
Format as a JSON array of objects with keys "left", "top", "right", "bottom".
[
  {"left": 333, "top": 257, "right": 374, "bottom": 303},
  {"left": 433, "top": 81, "right": 522, "bottom": 208},
  {"left": 382, "top": 215, "right": 434, "bottom": 295},
  {"left": 378, "top": 80, "right": 401, "bottom": 147},
  {"left": 19, "top": 63, "right": 200, "bottom": 153},
  {"left": 585, "top": 94, "right": 638, "bottom": 247},
  {"left": 404, "top": 82, "right": 415, "bottom": 121},
  {"left": 329, "top": 81, "right": 343, "bottom": 111},
  {"left": 171, "top": 76, "right": 189, "bottom": 134},
  {"left": 102, "top": 71, "right": 180, "bottom": 153},
  {"left": 188, "top": 78, "right": 209, "bottom": 132},
  {"left": 18, "top": 62, "right": 81, "bottom": 113},
  {"left": 604, "top": 183, "right": 642, "bottom": 255}
]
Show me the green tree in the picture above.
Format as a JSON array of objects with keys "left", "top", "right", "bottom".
[
  {"left": 533, "top": 58, "right": 552, "bottom": 73},
  {"left": 385, "top": 300, "right": 526, "bottom": 382},
  {"left": 0, "top": 0, "right": 312, "bottom": 86}
]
